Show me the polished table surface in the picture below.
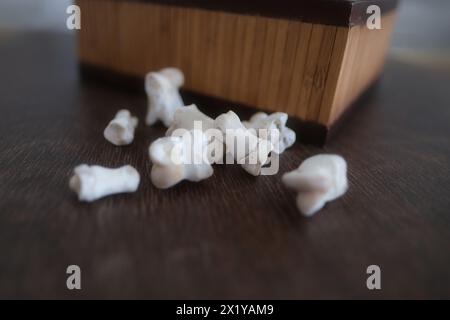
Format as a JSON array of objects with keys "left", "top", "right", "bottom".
[{"left": 0, "top": 32, "right": 449, "bottom": 299}]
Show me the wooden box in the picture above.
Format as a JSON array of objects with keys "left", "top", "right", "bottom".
[{"left": 77, "top": 0, "right": 398, "bottom": 144}]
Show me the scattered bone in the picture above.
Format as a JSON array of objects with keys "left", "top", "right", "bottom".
[
  {"left": 243, "top": 112, "right": 296, "bottom": 153},
  {"left": 149, "top": 130, "right": 213, "bottom": 189},
  {"left": 282, "top": 154, "right": 348, "bottom": 216},
  {"left": 166, "top": 104, "right": 215, "bottom": 136},
  {"left": 69, "top": 164, "right": 140, "bottom": 202},
  {"left": 166, "top": 104, "right": 223, "bottom": 163},
  {"left": 214, "top": 111, "right": 273, "bottom": 176},
  {"left": 145, "top": 67, "right": 184, "bottom": 127},
  {"left": 103, "top": 109, "right": 138, "bottom": 146}
]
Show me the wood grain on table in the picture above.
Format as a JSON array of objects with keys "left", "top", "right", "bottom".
[{"left": 0, "top": 32, "right": 449, "bottom": 299}]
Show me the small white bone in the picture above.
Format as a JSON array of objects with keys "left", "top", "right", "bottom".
[
  {"left": 166, "top": 104, "right": 215, "bottom": 136},
  {"left": 103, "top": 109, "right": 138, "bottom": 146},
  {"left": 145, "top": 67, "right": 184, "bottom": 127},
  {"left": 282, "top": 154, "right": 348, "bottom": 217},
  {"left": 69, "top": 164, "right": 140, "bottom": 202},
  {"left": 214, "top": 111, "right": 273, "bottom": 176},
  {"left": 159, "top": 67, "right": 185, "bottom": 88},
  {"left": 149, "top": 130, "right": 213, "bottom": 189},
  {"left": 243, "top": 112, "right": 296, "bottom": 154},
  {"left": 166, "top": 104, "right": 223, "bottom": 163}
]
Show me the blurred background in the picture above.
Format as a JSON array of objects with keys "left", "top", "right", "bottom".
[
  {"left": 0, "top": 0, "right": 449, "bottom": 71},
  {"left": 0, "top": 0, "right": 71, "bottom": 32}
]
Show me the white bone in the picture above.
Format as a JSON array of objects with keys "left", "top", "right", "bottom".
[
  {"left": 243, "top": 112, "right": 296, "bottom": 153},
  {"left": 103, "top": 109, "right": 138, "bottom": 146},
  {"left": 69, "top": 164, "right": 140, "bottom": 202},
  {"left": 149, "top": 130, "right": 213, "bottom": 189},
  {"left": 214, "top": 111, "right": 273, "bottom": 176},
  {"left": 282, "top": 154, "right": 348, "bottom": 216},
  {"left": 166, "top": 104, "right": 224, "bottom": 164},
  {"left": 145, "top": 68, "right": 184, "bottom": 127},
  {"left": 166, "top": 104, "right": 215, "bottom": 136},
  {"left": 159, "top": 67, "right": 185, "bottom": 88}
]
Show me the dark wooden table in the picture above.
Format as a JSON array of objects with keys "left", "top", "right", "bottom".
[{"left": 0, "top": 32, "right": 449, "bottom": 299}]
